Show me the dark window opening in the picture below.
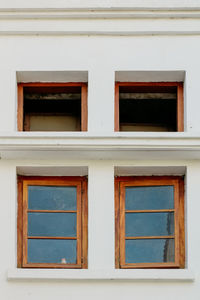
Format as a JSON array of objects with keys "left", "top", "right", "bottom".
[
  {"left": 23, "top": 86, "right": 81, "bottom": 131},
  {"left": 117, "top": 84, "right": 182, "bottom": 132},
  {"left": 18, "top": 83, "right": 87, "bottom": 132}
]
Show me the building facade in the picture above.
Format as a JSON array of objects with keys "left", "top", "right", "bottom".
[{"left": 0, "top": 0, "right": 200, "bottom": 299}]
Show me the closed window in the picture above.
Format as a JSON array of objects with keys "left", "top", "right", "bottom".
[
  {"left": 115, "top": 176, "right": 185, "bottom": 268},
  {"left": 17, "top": 176, "right": 88, "bottom": 268}
]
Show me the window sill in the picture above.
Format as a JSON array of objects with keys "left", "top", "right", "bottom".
[{"left": 7, "top": 269, "right": 194, "bottom": 282}]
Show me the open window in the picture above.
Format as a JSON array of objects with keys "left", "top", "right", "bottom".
[
  {"left": 115, "top": 82, "right": 184, "bottom": 132},
  {"left": 115, "top": 176, "right": 185, "bottom": 269},
  {"left": 17, "top": 176, "right": 88, "bottom": 269},
  {"left": 18, "top": 83, "right": 87, "bottom": 131}
]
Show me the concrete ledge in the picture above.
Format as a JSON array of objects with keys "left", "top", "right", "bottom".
[
  {"left": 1, "top": 132, "right": 200, "bottom": 148},
  {"left": 1, "top": 133, "right": 200, "bottom": 159},
  {"left": 7, "top": 268, "right": 195, "bottom": 281}
]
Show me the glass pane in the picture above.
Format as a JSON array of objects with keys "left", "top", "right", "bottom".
[
  {"left": 125, "top": 239, "right": 175, "bottom": 263},
  {"left": 125, "top": 212, "right": 174, "bottom": 237},
  {"left": 125, "top": 186, "right": 174, "bottom": 210},
  {"left": 28, "top": 186, "right": 77, "bottom": 210},
  {"left": 28, "top": 213, "right": 76, "bottom": 237},
  {"left": 28, "top": 239, "right": 77, "bottom": 264}
]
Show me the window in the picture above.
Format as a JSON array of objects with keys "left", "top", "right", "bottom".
[
  {"left": 18, "top": 83, "right": 87, "bottom": 131},
  {"left": 17, "top": 176, "right": 88, "bottom": 268},
  {"left": 115, "top": 176, "right": 185, "bottom": 269},
  {"left": 115, "top": 82, "right": 184, "bottom": 132}
]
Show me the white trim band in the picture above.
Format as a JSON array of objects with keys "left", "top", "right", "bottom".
[{"left": 7, "top": 268, "right": 195, "bottom": 281}]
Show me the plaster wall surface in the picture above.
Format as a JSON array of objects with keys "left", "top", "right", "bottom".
[
  {"left": 0, "top": 35, "right": 200, "bottom": 132},
  {"left": 0, "top": 1, "right": 200, "bottom": 299},
  {"left": 0, "top": 159, "right": 198, "bottom": 299}
]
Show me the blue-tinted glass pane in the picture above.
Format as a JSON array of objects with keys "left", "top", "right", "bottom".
[
  {"left": 125, "top": 239, "right": 174, "bottom": 263},
  {"left": 28, "top": 239, "right": 77, "bottom": 264},
  {"left": 125, "top": 212, "right": 174, "bottom": 237},
  {"left": 125, "top": 186, "right": 174, "bottom": 210},
  {"left": 28, "top": 186, "right": 77, "bottom": 210},
  {"left": 28, "top": 213, "right": 76, "bottom": 237}
]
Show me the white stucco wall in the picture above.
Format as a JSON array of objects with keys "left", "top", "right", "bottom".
[
  {"left": 0, "top": 35, "right": 200, "bottom": 133},
  {"left": 0, "top": 1, "right": 200, "bottom": 299}
]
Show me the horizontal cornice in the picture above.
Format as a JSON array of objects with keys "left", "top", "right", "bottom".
[
  {"left": 1, "top": 3, "right": 200, "bottom": 35},
  {"left": 1, "top": 8, "right": 200, "bottom": 19},
  {"left": 1, "top": 133, "right": 200, "bottom": 149},
  {"left": 1, "top": 133, "right": 200, "bottom": 159}
]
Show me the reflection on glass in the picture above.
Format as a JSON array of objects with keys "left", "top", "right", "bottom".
[
  {"left": 28, "top": 186, "right": 77, "bottom": 210},
  {"left": 28, "top": 212, "right": 76, "bottom": 237},
  {"left": 125, "top": 186, "right": 174, "bottom": 210},
  {"left": 125, "top": 212, "right": 174, "bottom": 237},
  {"left": 125, "top": 239, "right": 175, "bottom": 263},
  {"left": 28, "top": 239, "right": 77, "bottom": 264}
]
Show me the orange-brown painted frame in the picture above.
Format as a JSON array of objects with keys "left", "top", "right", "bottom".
[
  {"left": 115, "top": 176, "right": 185, "bottom": 269},
  {"left": 17, "top": 176, "right": 88, "bottom": 269},
  {"left": 114, "top": 82, "right": 184, "bottom": 132},
  {"left": 17, "top": 82, "right": 88, "bottom": 132}
]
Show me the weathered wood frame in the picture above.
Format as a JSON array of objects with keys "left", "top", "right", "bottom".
[
  {"left": 115, "top": 82, "right": 184, "bottom": 132},
  {"left": 18, "top": 82, "right": 88, "bottom": 132},
  {"left": 115, "top": 176, "right": 185, "bottom": 269},
  {"left": 17, "top": 176, "right": 88, "bottom": 269}
]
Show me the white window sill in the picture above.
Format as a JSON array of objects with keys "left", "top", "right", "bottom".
[{"left": 7, "top": 269, "right": 195, "bottom": 282}]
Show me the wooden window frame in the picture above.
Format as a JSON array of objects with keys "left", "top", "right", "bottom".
[
  {"left": 17, "top": 82, "right": 88, "bottom": 132},
  {"left": 115, "top": 176, "right": 185, "bottom": 269},
  {"left": 114, "top": 82, "right": 184, "bottom": 132},
  {"left": 17, "top": 176, "right": 88, "bottom": 269}
]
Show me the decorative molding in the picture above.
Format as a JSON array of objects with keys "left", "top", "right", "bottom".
[
  {"left": 1, "top": 133, "right": 200, "bottom": 149},
  {"left": 1, "top": 5, "right": 200, "bottom": 35},
  {"left": 1, "top": 9, "right": 200, "bottom": 20}
]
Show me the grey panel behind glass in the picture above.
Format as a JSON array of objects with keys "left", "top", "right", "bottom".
[
  {"left": 28, "top": 186, "right": 77, "bottom": 210},
  {"left": 28, "top": 212, "right": 76, "bottom": 237},
  {"left": 28, "top": 239, "right": 77, "bottom": 264},
  {"left": 125, "top": 212, "right": 174, "bottom": 237},
  {"left": 125, "top": 239, "right": 175, "bottom": 263},
  {"left": 125, "top": 186, "right": 174, "bottom": 210}
]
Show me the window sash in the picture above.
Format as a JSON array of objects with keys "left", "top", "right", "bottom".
[
  {"left": 18, "top": 176, "right": 88, "bottom": 269},
  {"left": 115, "top": 176, "right": 184, "bottom": 269}
]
